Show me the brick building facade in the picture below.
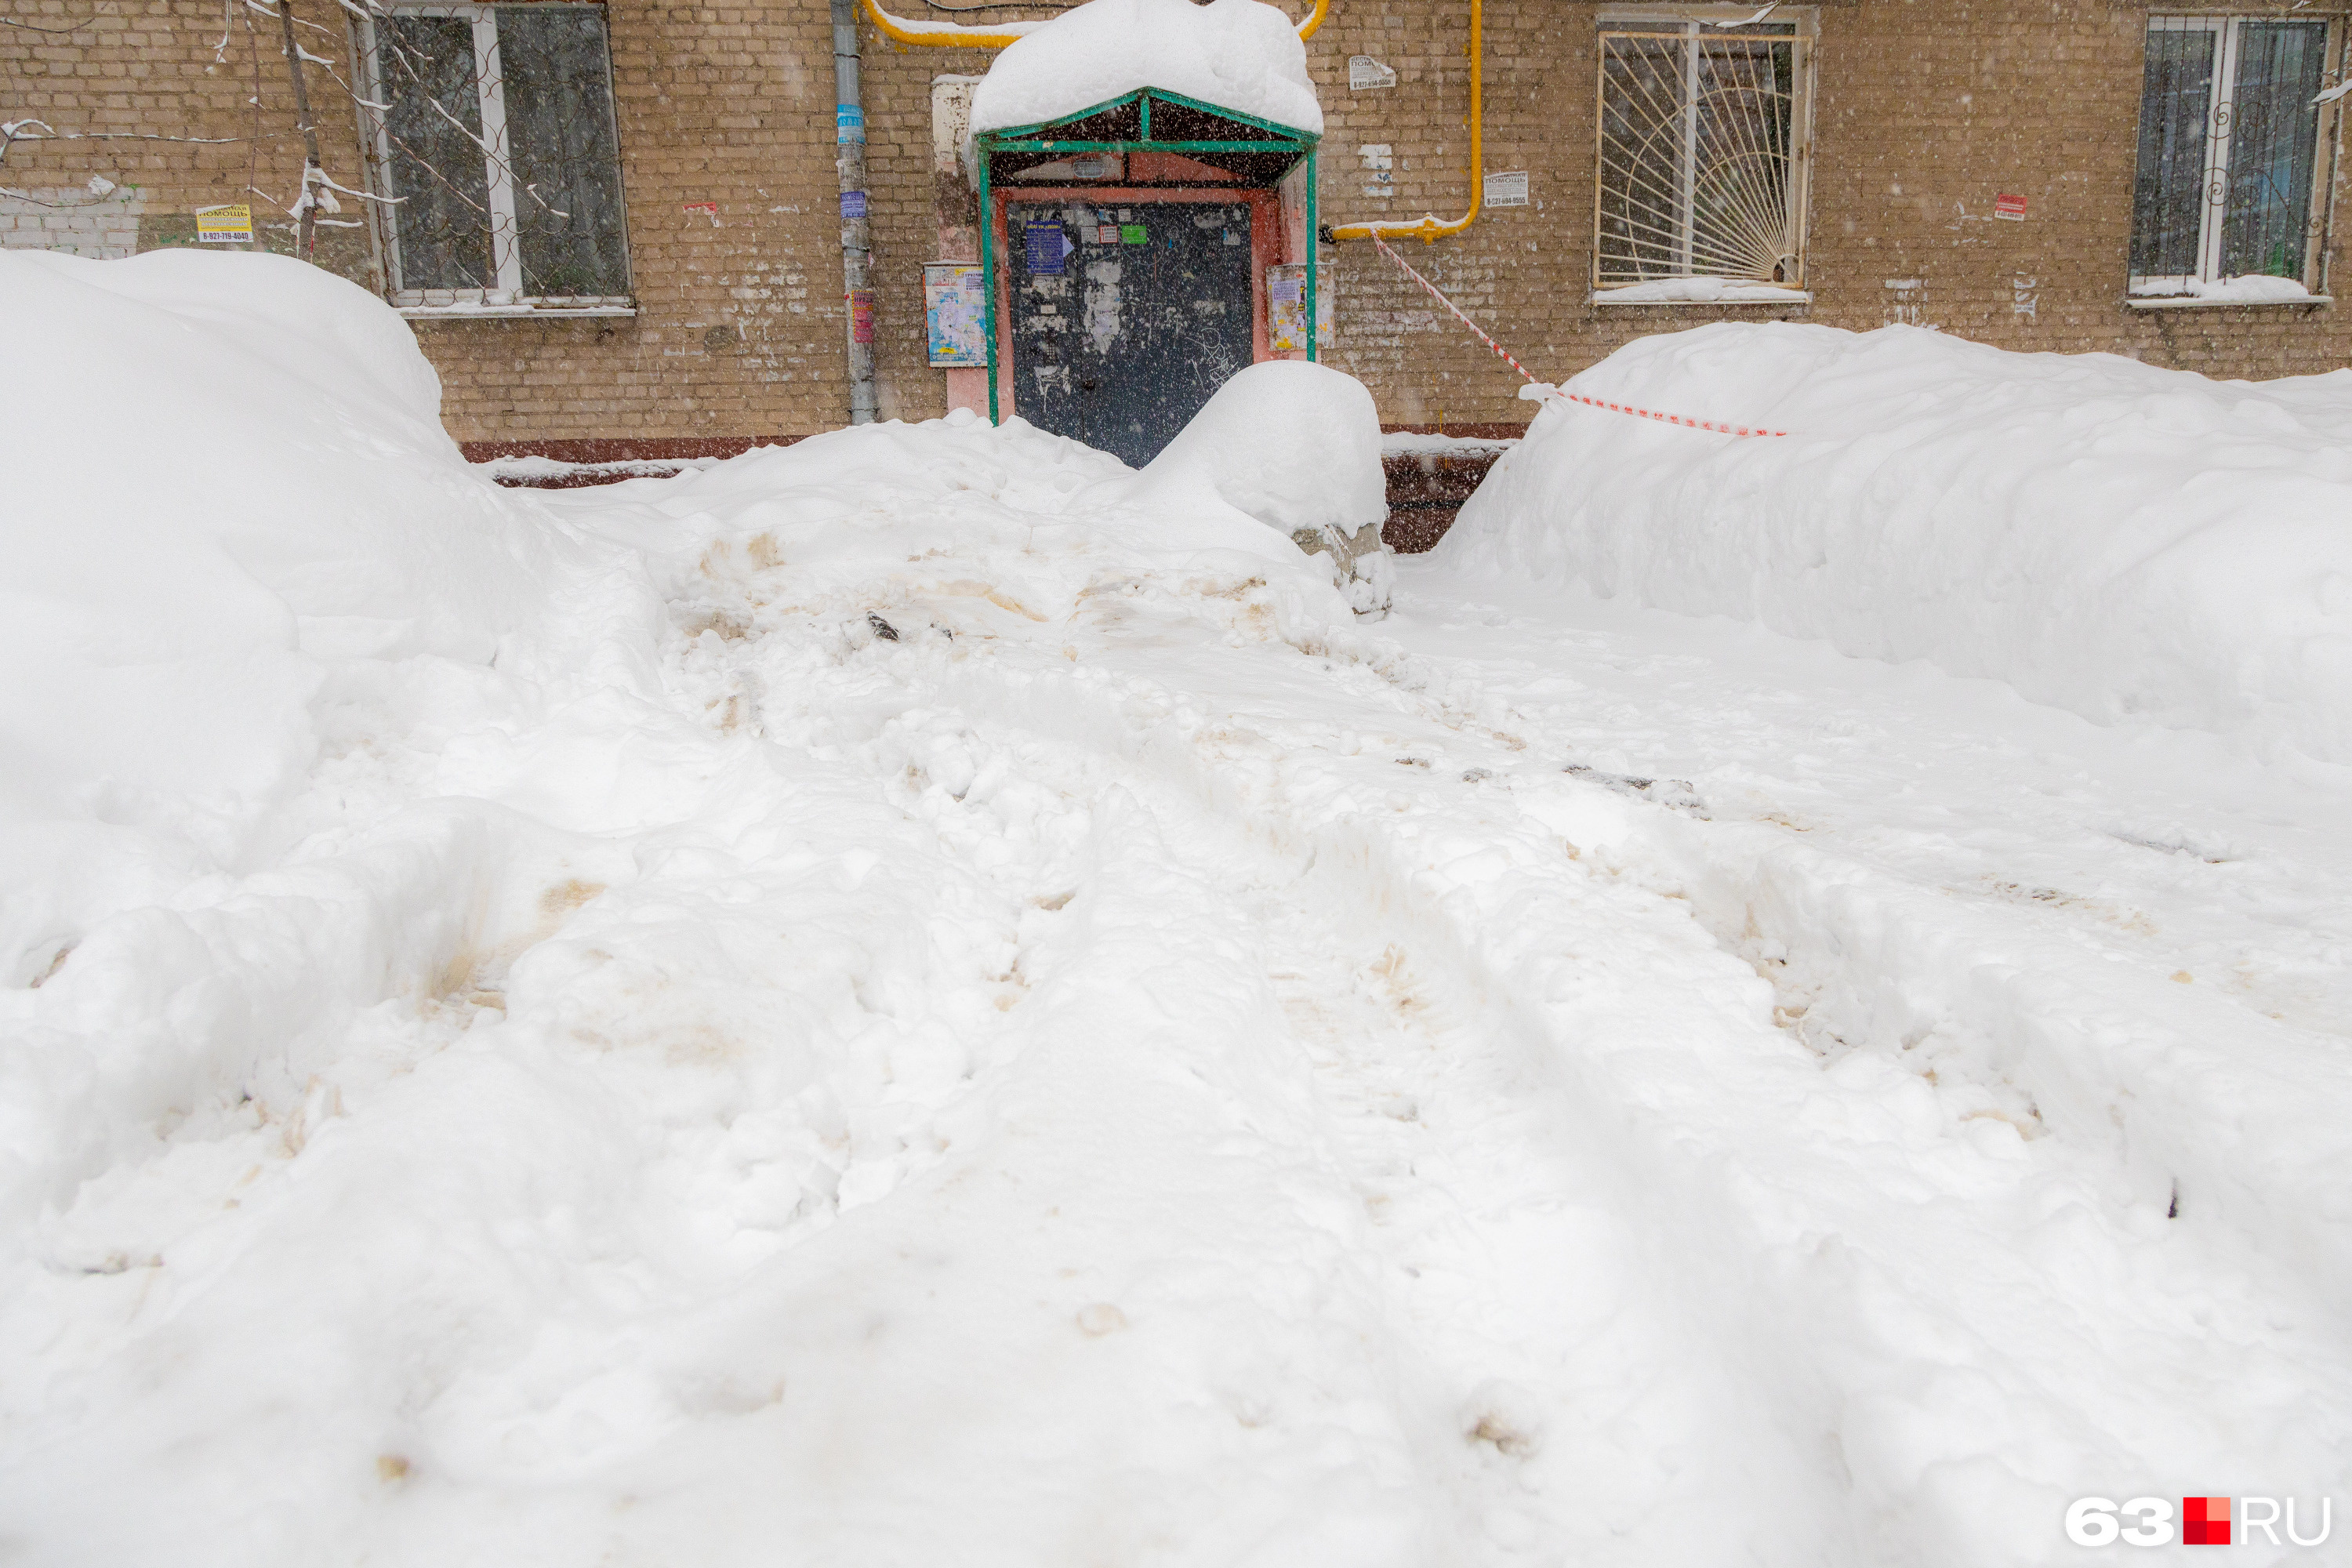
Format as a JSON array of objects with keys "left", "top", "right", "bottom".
[{"left": 6, "top": 0, "right": 2347, "bottom": 455}]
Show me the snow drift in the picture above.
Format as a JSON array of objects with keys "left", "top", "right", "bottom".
[
  {"left": 0, "top": 249, "right": 558, "bottom": 887},
  {"left": 0, "top": 257, "right": 1418, "bottom": 1564},
  {"left": 1442, "top": 323, "right": 2352, "bottom": 764},
  {"left": 11, "top": 250, "right": 2352, "bottom": 1568},
  {"left": 1116, "top": 361, "right": 1387, "bottom": 539},
  {"left": 968, "top": 0, "right": 1321, "bottom": 136},
  {"left": 0, "top": 250, "right": 575, "bottom": 1229},
  {"left": 0, "top": 254, "right": 1364, "bottom": 1241},
  {"left": 1098, "top": 361, "right": 1394, "bottom": 611}
]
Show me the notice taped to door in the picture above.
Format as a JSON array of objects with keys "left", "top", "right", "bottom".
[
  {"left": 1025, "top": 222, "right": 1069, "bottom": 274},
  {"left": 924, "top": 262, "right": 988, "bottom": 368},
  {"left": 1268, "top": 263, "right": 1308, "bottom": 354}
]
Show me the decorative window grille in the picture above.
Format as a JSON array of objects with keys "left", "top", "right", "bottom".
[
  {"left": 1595, "top": 12, "right": 1813, "bottom": 292},
  {"left": 2131, "top": 16, "right": 2343, "bottom": 296},
  {"left": 358, "top": 3, "right": 632, "bottom": 309}
]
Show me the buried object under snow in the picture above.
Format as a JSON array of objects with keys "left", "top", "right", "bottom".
[{"left": 1096, "top": 360, "right": 1396, "bottom": 613}]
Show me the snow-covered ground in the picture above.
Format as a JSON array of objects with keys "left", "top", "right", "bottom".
[{"left": 6, "top": 255, "right": 2351, "bottom": 1566}]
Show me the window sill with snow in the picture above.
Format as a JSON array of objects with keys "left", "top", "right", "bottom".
[
  {"left": 395, "top": 297, "right": 639, "bottom": 321},
  {"left": 2124, "top": 294, "right": 2332, "bottom": 310},
  {"left": 2124, "top": 278, "right": 2329, "bottom": 310},
  {"left": 1590, "top": 279, "right": 1811, "bottom": 307}
]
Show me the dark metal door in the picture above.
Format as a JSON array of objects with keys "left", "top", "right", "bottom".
[{"left": 1005, "top": 199, "right": 1254, "bottom": 469}]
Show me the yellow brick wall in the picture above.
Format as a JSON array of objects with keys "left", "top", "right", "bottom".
[
  {"left": 1, "top": 0, "right": 372, "bottom": 276},
  {"left": 6, "top": 0, "right": 2347, "bottom": 445}
]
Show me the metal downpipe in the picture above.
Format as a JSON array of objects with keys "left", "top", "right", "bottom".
[{"left": 833, "top": 0, "right": 878, "bottom": 425}]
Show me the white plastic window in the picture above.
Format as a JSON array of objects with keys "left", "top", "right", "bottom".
[
  {"left": 2131, "top": 16, "right": 2341, "bottom": 296},
  {"left": 360, "top": 3, "right": 632, "bottom": 309}
]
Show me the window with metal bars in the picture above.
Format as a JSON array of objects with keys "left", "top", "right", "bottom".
[
  {"left": 1594, "top": 9, "right": 1813, "bottom": 294},
  {"left": 2131, "top": 15, "right": 2344, "bottom": 296},
  {"left": 359, "top": 3, "right": 631, "bottom": 309}
]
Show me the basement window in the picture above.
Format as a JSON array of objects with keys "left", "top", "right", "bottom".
[
  {"left": 1592, "top": 7, "right": 1816, "bottom": 301},
  {"left": 2129, "top": 15, "right": 2343, "bottom": 306},
  {"left": 358, "top": 2, "right": 633, "bottom": 315}
]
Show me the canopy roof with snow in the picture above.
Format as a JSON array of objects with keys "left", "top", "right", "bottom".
[
  {"left": 968, "top": 0, "right": 1323, "bottom": 142},
  {"left": 975, "top": 83, "right": 1316, "bottom": 187}
]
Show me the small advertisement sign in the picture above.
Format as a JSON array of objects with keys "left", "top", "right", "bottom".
[
  {"left": 1994, "top": 192, "right": 2027, "bottom": 220},
  {"left": 1483, "top": 171, "right": 1530, "bottom": 209},
  {"left": 194, "top": 203, "right": 252, "bottom": 244}
]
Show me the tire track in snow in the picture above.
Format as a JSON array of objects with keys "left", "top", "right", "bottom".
[
  {"left": 591, "top": 442, "right": 2352, "bottom": 1564},
  {"left": 670, "top": 557, "right": 1864, "bottom": 1560},
  {"left": 809, "top": 564, "right": 2352, "bottom": 1564}
]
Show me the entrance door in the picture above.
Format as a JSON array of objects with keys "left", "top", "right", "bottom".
[{"left": 1004, "top": 199, "right": 1254, "bottom": 469}]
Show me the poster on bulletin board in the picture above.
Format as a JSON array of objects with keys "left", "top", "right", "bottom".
[
  {"left": 925, "top": 262, "right": 989, "bottom": 368},
  {"left": 1267, "top": 263, "right": 1308, "bottom": 353}
]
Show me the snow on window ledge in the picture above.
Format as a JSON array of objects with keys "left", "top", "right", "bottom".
[
  {"left": 2124, "top": 294, "right": 2332, "bottom": 310},
  {"left": 1381, "top": 431, "right": 1520, "bottom": 455},
  {"left": 2126, "top": 276, "right": 2324, "bottom": 308},
  {"left": 1590, "top": 280, "right": 1811, "bottom": 306},
  {"left": 395, "top": 298, "right": 639, "bottom": 321}
]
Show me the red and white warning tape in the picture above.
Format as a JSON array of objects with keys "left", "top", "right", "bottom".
[{"left": 1368, "top": 233, "right": 1790, "bottom": 440}]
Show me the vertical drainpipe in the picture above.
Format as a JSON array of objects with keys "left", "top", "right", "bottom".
[{"left": 832, "top": 0, "right": 878, "bottom": 425}]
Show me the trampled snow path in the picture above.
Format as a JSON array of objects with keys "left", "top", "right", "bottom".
[{"left": 8, "top": 425, "right": 2350, "bottom": 1565}]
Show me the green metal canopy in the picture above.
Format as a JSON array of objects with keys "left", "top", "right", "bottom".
[{"left": 977, "top": 86, "right": 1319, "bottom": 184}]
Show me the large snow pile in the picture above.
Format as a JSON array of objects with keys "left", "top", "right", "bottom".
[
  {"left": 0, "top": 249, "right": 561, "bottom": 972},
  {"left": 969, "top": 0, "right": 1321, "bottom": 136},
  {"left": 0, "top": 249, "right": 575, "bottom": 1236},
  {"left": 0, "top": 250, "right": 556, "bottom": 869},
  {"left": 0, "top": 252, "right": 1403, "bottom": 1563},
  {"left": 1119, "top": 361, "right": 1386, "bottom": 539},
  {"left": 1091, "top": 361, "right": 1392, "bottom": 609},
  {"left": 1443, "top": 323, "right": 2352, "bottom": 764},
  {"left": 12, "top": 254, "right": 2352, "bottom": 1567},
  {"left": 1101, "top": 361, "right": 1392, "bottom": 611}
]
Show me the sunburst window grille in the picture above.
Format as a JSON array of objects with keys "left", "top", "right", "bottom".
[{"left": 1595, "top": 18, "right": 1812, "bottom": 292}]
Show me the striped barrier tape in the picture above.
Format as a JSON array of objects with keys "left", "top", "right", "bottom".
[{"left": 1368, "top": 233, "right": 1790, "bottom": 439}]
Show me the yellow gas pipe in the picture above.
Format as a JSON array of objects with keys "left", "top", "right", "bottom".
[
  {"left": 859, "top": 0, "right": 1480, "bottom": 244},
  {"left": 862, "top": 0, "right": 1327, "bottom": 51}
]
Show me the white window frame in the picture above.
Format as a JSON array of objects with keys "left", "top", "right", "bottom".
[
  {"left": 353, "top": 1, "right": 636, "bottom": 318},
  {"left": 1591, "top": 5, "right": 1818, "bottom": 305},
  {"left": 2128, "top": 13, "right": 2346, "bottom": 306}
]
